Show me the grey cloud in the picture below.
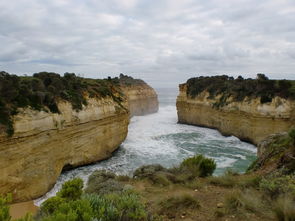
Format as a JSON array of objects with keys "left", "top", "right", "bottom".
[{"left": 0, "top": 0, "right": 294, "bottom": 88}]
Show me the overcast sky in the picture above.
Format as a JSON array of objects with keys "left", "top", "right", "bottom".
[{"left": 0, "top": 0, "right": 294, "bottom": 87}]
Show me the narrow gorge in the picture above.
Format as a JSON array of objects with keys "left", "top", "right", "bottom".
[{"left": 0, "top": 72, "right": 158, "bottom": 202}]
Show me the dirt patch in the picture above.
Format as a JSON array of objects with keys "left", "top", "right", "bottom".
[{"left": 9, "top": 201, "right": 38, "bottom": 220}]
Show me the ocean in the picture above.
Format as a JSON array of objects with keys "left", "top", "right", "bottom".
[{"left": 35, "top": 88, "right": 256, "bottom": 205}]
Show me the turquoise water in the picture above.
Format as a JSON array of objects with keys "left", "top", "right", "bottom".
[{"left": 36, "top": 88, "right": 256, "bottom": 204}]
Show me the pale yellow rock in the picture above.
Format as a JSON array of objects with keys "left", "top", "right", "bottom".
[
  {"left": 176, "top": 84, "right": 295, "bottom": 145},
  {"left": 0, "top": 83, "right": 159, "bottom": 202},
  {"left": 0, "top": 97, "right": 129, "bottom": 202}
]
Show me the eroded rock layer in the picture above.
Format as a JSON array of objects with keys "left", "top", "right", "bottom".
[{"left": 177, "top": 84, "right": 295, "bottom": 145}]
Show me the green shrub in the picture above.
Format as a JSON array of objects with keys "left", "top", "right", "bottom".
[
  {"left": 40, "top": 196, "right": 65, "bottom": 215},
  {"left": 180, "top": 155, "right": 216, "bottom": 177},
  {"left": 186, "top": 75, "right": 295, "bottom": 108},
  {"left": 0, "top": 194, "right": 12, "bottom": 221},
  {"left": 41, "top": 199, "right": 93, "bottom": 221},
  {"left": 83, "top": 190, "right": 148, "bottom": 221},
  {"left": 15, "top": 213, "right": 34, "bottom": 221},
  {"left": 57, "top": 178, "right": 83, "bottom": 200},
  {"left": 0, "top": 71, "right": 126, "bottom": 136},
  {"left": 85, "top": 170, "right": 124, "bottom": 195}
]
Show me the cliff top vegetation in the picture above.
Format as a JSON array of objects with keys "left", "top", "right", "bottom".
[
  {"left": 118, "top": 73, "right": 146, "bottom": 86},
  {"left": 0, "top": 71, "right": 143, "bottom": 136},
  {"left": 186, "top": 74, "right": 295, "bottom": 105}
]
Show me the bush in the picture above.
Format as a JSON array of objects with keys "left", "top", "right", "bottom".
[
  {"left": 0, "top": 194, "right": 12, "bottom": 221},
  {"left": 85, "top": 170, "right": 124, "bottom": 195},
  {"left": 180, "top": 155, "right": 216, "bottom": 177},
  {"left": 41, "top": 199, "right": 93, "bottom": 221},
  {"left": 40, "top": 196, "right": 65, "bottom": 215},
  {"left": 0, "top": 71, "right": 126, "bottom": 136},
  {"left": 186, "top": 75, "right": 295, "bottom": 108},
  {"left": 57, "top": 178, "right": 83, "bottom": 200},
  {"left": 83, "top": 190, "right": 148, "bottom": 221}
]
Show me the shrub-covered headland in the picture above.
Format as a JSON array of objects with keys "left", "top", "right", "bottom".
[
  {"left": 0, "top": 71, "right": 143, "bottom": 136},
  {"left": 186, "top": 74, "right": 295, "bottom": 107}
]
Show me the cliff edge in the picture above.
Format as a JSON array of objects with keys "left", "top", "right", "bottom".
[
  {"left": 0, "top": 72, "right": 158, "bottom": 202},
  {"left": 119, "top": 74, "right": 158, "bottom": 116},
  {"left": 177, "top": 74, "right": 295, "bottom": 145}
]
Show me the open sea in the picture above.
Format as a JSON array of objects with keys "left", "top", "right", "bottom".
[{"left": 35, "top": 88, "right": 256, "bottom": 205}]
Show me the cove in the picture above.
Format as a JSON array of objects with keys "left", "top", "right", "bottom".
[{"left": 35, "top": 88, "right": 256, "bottom": 205}]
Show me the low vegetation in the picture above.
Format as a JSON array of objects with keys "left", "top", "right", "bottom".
[
  {"left": 0, "top": 71, "right": 145, "bottom": 136},
  {"left": 186, "top": 74, "right": 295, "bottom": 108},
  {"left": 248, "top": 128, "right": 295, "bottom": 174},
  {"left": 3, "top": 148, "right": 295, "bottom": 220}
]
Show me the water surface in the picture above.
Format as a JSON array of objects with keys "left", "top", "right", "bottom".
[{"left": 35, "top": 88, "right": 256, "bottom": 205}]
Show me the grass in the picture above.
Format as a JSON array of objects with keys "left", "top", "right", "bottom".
[
  {"left": 273, "top": 196, "right": 295, "bottom": 221},
  {"left": 159, "top": 194, "right": 200, "bottom": 212},
  {"left": 207, "top": 172, "right": 261, "bottom": 189}
]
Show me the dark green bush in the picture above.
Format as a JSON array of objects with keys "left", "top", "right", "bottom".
[
  {"left": 57, "top": 178, "right": 83, "bottom": 200},
  {"left": 0, "top": 194, "right": 12, "bottom": 221},
  {"left": 0, "top": 71, "right": 127, "bottom": 136},
  {"left": 180, "top": 154, "right": 216, "bottom": 177},
  {"left": 41, "top": 199, "right": 93, "bottom": 221},
  {"left": 186, "top": 74, "right": 295, "bottom": 108},
  {"left": 40, "top": 196, "right": 65, "bottom": 215}
]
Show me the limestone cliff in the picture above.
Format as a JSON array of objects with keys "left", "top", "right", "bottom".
[
  {"left": 177, "top": 83, "right": 295, "bottom": 145},
  {"left": 121, "top": 84, "right": 159, "bottom": 116},
  {"left": 0, "top": 97, "right": 129, "bottom": 202},
  {"left": 0, "top": 72, "right": 159, "bottom": 202}
]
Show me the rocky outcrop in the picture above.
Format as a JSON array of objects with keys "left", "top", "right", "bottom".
[
  {"left": 121, "top": 84, "right": 158, "bottom": 116},
  {"left": 249, "top": 131, "right": 295, "bottom": 174},
  {"left": 0, "top": 96, "right": 129, "bottom": 202},
  {"left": 177, "top": 84, "right": 295, "bottom": 145}
]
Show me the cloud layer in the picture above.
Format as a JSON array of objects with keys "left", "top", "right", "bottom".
[{"left": 0, "top": 0, "right": 294, "bottom": 87}]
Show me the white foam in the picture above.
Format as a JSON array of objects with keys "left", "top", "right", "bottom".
[{"left": 35, "top": 104, "right": 256, "bottom": 205}]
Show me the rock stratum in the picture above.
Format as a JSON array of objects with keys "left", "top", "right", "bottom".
[
  {"left": 0, "top": 72, "right": 158, "bottom": 202},
  {"left": 177, "top": 75, "right": 295, "bottom": 145}
]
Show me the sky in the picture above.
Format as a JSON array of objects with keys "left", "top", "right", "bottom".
[{"left": 0, "top": 0, "right": 295, "bottom": 87}]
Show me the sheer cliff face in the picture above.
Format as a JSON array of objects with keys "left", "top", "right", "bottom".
[
  {"left": 121, "top": 84, "right": 159, "bottom": 117},
  {"left": 0, "top": 97, "right": 129, "bottom": 202},
  {"left": 177, "top": 84, "right": 295, "bottom": 145},
  {"left": 0, "top": 82, "right": 159, "bottom": 202}
]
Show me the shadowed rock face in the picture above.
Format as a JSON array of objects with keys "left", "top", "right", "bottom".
[
  {"left": 0, "top": 81, "right": 159, "bottom": 202},
  {"left": 177, "top": 83, "right": 295, "bottom": 145},
  {"left": 122, "top": 84, "right": 159, "bottom": 117}
]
